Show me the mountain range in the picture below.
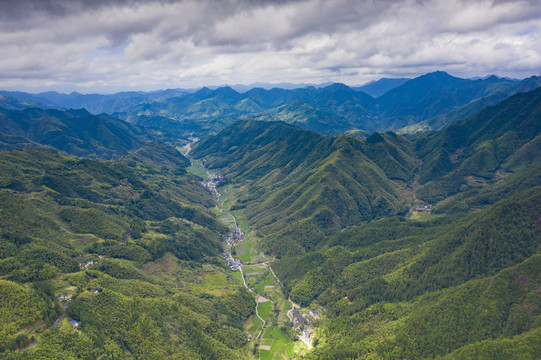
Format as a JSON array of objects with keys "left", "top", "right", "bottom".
[{"left": 2, "top": 72, "right": 540, "bottom": 138}]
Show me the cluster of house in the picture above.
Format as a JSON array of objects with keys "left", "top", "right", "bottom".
[
  {"left": 187, "top": 136, "right": 200, "bottom": 143},
  {"left": 224, "top": 227, "right": 244, "bottom": 248},
  {"left": 222, "top": 251, "right": 241, "bottom": 271},
  {"left": 58, "top": 288, "right": 100, "bottom": 309},
  {"left": 79, "top": 259, "right": 94, "bottom": 270},
  {"left": 288, "top": 308, "right": 325, "bottom": 344},
  {"left": 289, "top": 310, "right": 317, "bottom": 329},
  {"left": 289, "top": 309, "right": 320, "bottom": 344},
  {"left": 412, "top": 204, "right": 432, "bottom": 212},
  {"left": 202, "top": 172, "right": 224, "bottom": 197},
  {"left": 58, "top": 293, "right": 73, "bottom": 309}
]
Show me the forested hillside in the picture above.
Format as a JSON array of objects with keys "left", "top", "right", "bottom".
[
  {"left": 0, "top": 145, "right": 255, "bottom": 359},
  {"left": 191, "top": 86, "right": 541, "bottom": 359},
  {"left": 416, "top": 86, "right": 541, "bottom": 203},
  {"left": 192, "top": 120, "right": 416, "bottom": 257},
  {"left": 0, "top": 107, "right": 146, "bottom": 158}
]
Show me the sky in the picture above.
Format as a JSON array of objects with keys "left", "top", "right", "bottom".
[{"left": 0, "top": 0, "right": 540, "bottom": 93}]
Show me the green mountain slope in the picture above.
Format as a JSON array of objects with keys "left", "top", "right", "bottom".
[
  {"left": 301, "top": 252, "right": 541, "bottom": 360},
  {"left": 268, "top": 186, "right": 541, "bottom": 359},
  {"left": 416, "top": 86, "right": 541, "bottom": 203},
  {"left": 0, "top": 107, "right": 145, "bottom": 158},
  {"left": 192, "top": 120, "right": 416, "bottom": 257},
  {"left": 251, "top": 101, "right": 352, "bottom": 136},
  {"left": 190, "top": 80, "right": 541, "bottom": 359},
  {"left": 0, "top": 146, "right": 256, "bottom": 359}
]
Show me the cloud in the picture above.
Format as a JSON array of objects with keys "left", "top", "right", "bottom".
[{"left": 0, "top": 0, "right": 539, "bottom": 92}]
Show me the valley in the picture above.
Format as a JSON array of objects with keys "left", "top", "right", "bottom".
[
  {"left": 0, "top": 81, "right": 540, "bottom": 360},
  {"left": 187, "top": 87, "right": 541, "bottom": 359},
  {"left": 190, "top": 142, "right": 318, "bottom": 359}
]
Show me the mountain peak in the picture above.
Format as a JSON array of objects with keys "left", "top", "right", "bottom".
[
  {"left": 214, "top": 86, "right": 240, "bottom": 95},
  {"left": 381, "top": 71, "right": 465, "bottom": 100},
  {"left": 418, "top": 70, "right": 461, "bottom": 82},
  {"left": 192, "top": 86, "right": 214, "bottom": 98},
  {"left": 322, "top": 83, "right": 355, "bottom": 93},
  {"left": 354, "top": 78, "right": 410, "bottom": 97}
]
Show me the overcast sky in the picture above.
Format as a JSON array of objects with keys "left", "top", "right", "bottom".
[{"left": 0, "top": 0, "right": 540, "bottom": 93}]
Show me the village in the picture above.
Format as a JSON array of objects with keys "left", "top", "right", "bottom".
[
  {"left": 222, "top": 227, "right": 244, "bottom": 270},
  {"left": 201, "top": 171, "right": 224, "bottom": 198},
  {"left": 58, "top": 255, "right": 104, "bottom": 311},
  {"left": 413, "top": 203, "right": 432, "bottom": 212},
  {"left": 287, "top": 307, "right": 326, "bottom": 346},
  {"left": 200, "top": 167, "right": 245, "bottom": 271}
]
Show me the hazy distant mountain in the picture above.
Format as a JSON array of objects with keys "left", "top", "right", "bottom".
[
  {"left": 0, "top": 93, "right": 53, "bottom": 110},
  {"left": 0, "top": 89, "right": 189, "bottom": 114},
  {"left": 397, "top": 74, "right": 541, "bottom": 133},
  {"left": 353, "top": 77, "right": 410, "bottom": 97},
  {"left": 3, "top": 71, "right": 541, "bottom": 137},
  {"left": 210, "top": 82, "right": 321, "bottom": 92},
  {"left": 122, "top": 72, "right": 541, "bottom": 135}
]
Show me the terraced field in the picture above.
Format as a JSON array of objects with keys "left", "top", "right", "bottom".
[{"left": 260, "top": 326, "right": 305, "bottom": 360}]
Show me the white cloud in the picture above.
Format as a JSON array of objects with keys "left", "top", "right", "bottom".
[{"left": 0, "top": 0, "right": 539, "bottom": 92}]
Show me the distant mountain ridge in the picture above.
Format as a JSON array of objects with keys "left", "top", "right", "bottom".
[
  {"left": 352, "top": 77, "right": 409, "bottom": 97},
  {"left": 3, "top": 71, "right": 540, "bottom": 137},
  {"left": 0, "top": 89, "right": 189, "bottom": 114},
  {"left": 113, "top": 72, "right": 541, "bottom": 135}
]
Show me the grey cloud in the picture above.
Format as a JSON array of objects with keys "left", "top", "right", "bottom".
[{"left": 0, "top": 0, "right": 540, "bottom": 92}]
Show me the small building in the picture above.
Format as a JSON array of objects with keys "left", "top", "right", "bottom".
[
  {"left": 79, "top": 259, "right": 95, "bottom": 270},
  {"left": 69, "top": 320, "right": 79, "bottom": 329},
  {"left": 291, "top": 310, "right": 304, "bottom": 329},
  {"left": 414, "top": 204, "right": 432, "bottom": 212},
  {"left": 58, "top": 294, "right": 73, "bottom": 301},
  {"left": 309, "top": 310, "right": 320, "bottom": 318}
]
